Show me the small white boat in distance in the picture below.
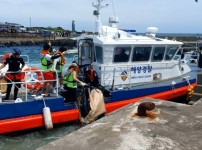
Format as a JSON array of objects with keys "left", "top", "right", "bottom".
[{"left": 67, "top": 48, "right": 78, "bottom": 54}]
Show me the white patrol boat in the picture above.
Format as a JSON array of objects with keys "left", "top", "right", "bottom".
[
  {"left": 75, "top": 0, "right": 197, "bottom": 104},
  {"left": 0, "top": 0, "right": 198, "bottom": 134}
]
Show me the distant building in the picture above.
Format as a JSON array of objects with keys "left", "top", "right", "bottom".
[
  {"left": 72, "top": 20, "right": 76, "bottom": 32},
  {"left": 0, "top": 22, "right": 26, "bottom": 32},
  {"left": 0, "top": 22, "right": 24, "bottom": 28}
]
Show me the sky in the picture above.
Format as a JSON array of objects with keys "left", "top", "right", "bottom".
[{"left": 0, "top": 0, "right": 201, "bottom": 33}]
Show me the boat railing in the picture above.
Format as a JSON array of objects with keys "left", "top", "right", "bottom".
[
  {"left": 181, "top": 51, "right": 199, "bottom": 64},
  {"left": 102, "top": 64, "right": 134, "bottom": 88},
  {"left": 179, "top": 41, "right": 199, "bottom": 64},
  {"left": 0, "top": 69, "right": 59, "bottom": 102},
  {"left": 102, "top": 62, "right": 180, "bottom": 88}
]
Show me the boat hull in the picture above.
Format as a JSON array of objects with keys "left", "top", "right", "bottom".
[{"left": 0, "top": 79, "right": 196, "bottom": 134}]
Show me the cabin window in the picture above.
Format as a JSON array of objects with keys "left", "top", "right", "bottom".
[
  {"left": 113, "top": 47, "right": 131, "bottom": 63},
  {"left": 152, "top": 47, "right": 165, "bottom": 61},
  {"left": 80, "top": 43, "right": 92, "bottom": 65},
  {"left": 95, "top": 46, "right": 103, "bottom": 63},
  {"left": 132, "top": 47, "right": 151, "bottom": 62},
  {"left": 165, "top": 46, "right": 179, "bottom": 60}
]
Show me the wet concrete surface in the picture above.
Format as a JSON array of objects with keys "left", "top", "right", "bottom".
[{"left": 37, "top": 98, "right": 202, "bottom": 150}]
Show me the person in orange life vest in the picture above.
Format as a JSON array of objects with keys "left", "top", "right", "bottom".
[
  {"left": 40, "top": 43, "right": 66, "bottom": 96},
  {"left": 63, "top": 63, "right": 87, "bottom": 102},
  {"left": 54, "top": 46, "right": 67, "bottom": 89},
  {"left": 0, "top": 49, "right": 25, "bottom": 100}
]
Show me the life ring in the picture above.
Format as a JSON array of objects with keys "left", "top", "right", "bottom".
[
  {"left": 21, "top": 67, "right": 43, "bottom": 92},
  {"left": 1, "top": 53, "right": 12, "bottom": 64}
]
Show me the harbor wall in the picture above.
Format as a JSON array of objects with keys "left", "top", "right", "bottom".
[
  {"left": 0, "top": 33, "right": 76, "bottom": 47},
  {"left": 0, "top": 32, "right": 201, "bottom": 47},
  {"left": 37, "top": 98, "right": 202, "bottom": 150}
]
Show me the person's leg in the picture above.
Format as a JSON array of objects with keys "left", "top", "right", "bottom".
[
  {"left": 45, "top": 81, "right": 51, "bottom": 96},
  {"left": 4, "top": 81, "right": 12, "bottom": 100},
  {"left": 52, "top": 72, "right": 56, "bottom": 93},
  {"left": 66, "top": 88, "right": 77, "bottom": 102},
  {"left": 72, "top": 88, "right": 77, "bottom": 102},
  {"left": 42, "top": 71, "right": 53, "bottom": 96},
  {"left": 58, "top": 72, "right": 63, "bottom": 88},
  {"left": 14, "top": 80, "right": 21, "bottom": 100},
  {"left": 41, "top": 82, "right": 47, "bottom": 94}
]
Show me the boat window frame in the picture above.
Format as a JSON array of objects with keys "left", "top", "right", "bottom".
[
  {"left": 94, "top": 45, "right": 103, "bottom": 64},
  {"left": 165, "top": 45, "right": 180, "bottom": 61},
  {"left": 78, "top": 39, "right": 94, "bottom": 66},
  {"left": 113, "top": 46, "right": 131, "bottom": 63},
  {"left": 151, "top": 46, "right": 166, "bottom": 62},
  {"left": 131, "top": 46, "right": 152, "bottom": 62}
]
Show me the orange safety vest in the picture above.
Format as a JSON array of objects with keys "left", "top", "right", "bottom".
[
  {"left": 56, "top": 50, "right": 66, "bottom": 66},
  {"left": 87, "top": 69, "right": 95, "bottom": 82}
]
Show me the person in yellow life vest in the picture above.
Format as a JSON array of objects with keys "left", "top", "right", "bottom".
[
  {"left": 63, "top": 63, "right": 87, "bottom": 102},
  {"left": 40, "top": 43, "right": 66, "bottom": 96},
  {"left": 0, "top": 49, "right": 25, "bottom": 100},
  {"left": 55, "top": 46, "right": 67, "bottom": 89}
]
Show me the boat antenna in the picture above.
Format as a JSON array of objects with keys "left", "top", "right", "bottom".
[
  {"left": 111, "top": 0, "right": 116, "bottom": 16},
  {"left": 92, "top": 0, "right": 109, "bottom": 35},
  {"left": 110, "top": 0, "right": 119, "bottom": 38}
]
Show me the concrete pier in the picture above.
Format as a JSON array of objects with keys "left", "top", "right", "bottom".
[{"left": 38, "top": 98, "right": 202, "bottom": 150}]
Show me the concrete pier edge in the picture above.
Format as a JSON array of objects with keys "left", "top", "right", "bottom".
[{"left": 37, "top": 97, "right": 202, "bottom": 150}]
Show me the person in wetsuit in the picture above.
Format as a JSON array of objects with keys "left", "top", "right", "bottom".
[{"left": 0, "top": 49, "right": 25, "bottom": 100}]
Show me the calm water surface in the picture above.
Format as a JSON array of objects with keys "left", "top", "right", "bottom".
[{"left": 0, "top": 46, "right": 80, "bottom": 150}]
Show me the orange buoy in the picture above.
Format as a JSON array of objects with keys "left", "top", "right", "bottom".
[{"left": 21, "top": 67, "right": 43, "bottom": 92}]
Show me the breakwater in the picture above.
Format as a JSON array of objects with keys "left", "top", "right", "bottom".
[
  {"left": 0, "top": 32, "right": 201, "bottom": 47},
  {"left": 0, "top": 32, "right": 76, "bottom": 47}
]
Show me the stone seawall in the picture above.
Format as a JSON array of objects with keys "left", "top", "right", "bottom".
[
  {"left": 0, "top": 32, "right": 201, "bottom": 47},
  {"left": 0, "top": 33, "right": 76, "bottom": 47}
]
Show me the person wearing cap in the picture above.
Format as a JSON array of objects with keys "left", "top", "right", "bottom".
[
  {"left": 48, "top": 41, "right": 55, "bottom": 56},
  {"left": 40, "top": 43, "right": 66, "bottom": 96},
  {"left": 0, "top": 48, "right": 25, "bottom": 100},
  {"left": 63, "top": 63, "right": 86, "bottom": 102},
  {"left": 53, "top": 46, "right": 67, "bottom": 90}
]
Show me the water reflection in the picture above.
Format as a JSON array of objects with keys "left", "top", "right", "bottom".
[{"left": 0, "top": 122, "right": 80, "bottom": 150}]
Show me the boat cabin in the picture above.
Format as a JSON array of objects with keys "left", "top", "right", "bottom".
[
  {"left": 77, "top": 26, "right": 191, "bottom": 90},
  {"left": 71, "top": 0, "right": 192, "bottom": 91}
]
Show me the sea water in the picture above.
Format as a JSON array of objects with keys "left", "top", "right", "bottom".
[
  {"left": 0, "top": 46, "right": 76, "bottom": 68},
  {"left": 0, "top": 46, "right": 80, "bottom": 150}
]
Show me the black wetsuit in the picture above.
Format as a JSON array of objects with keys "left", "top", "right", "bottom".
[{"left": 4, "top": 55, "right": 25, "bottom": 100}]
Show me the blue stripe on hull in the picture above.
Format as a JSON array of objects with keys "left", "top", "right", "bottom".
[
  {"left": 107, "top": 79, "right": 196, "bottom": 103},
  {"left": 0, "top": 78, "right": 196, "bottom": 120},
  {"left": 0, "top": 97, "right": 76, "bottom": 120}
]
